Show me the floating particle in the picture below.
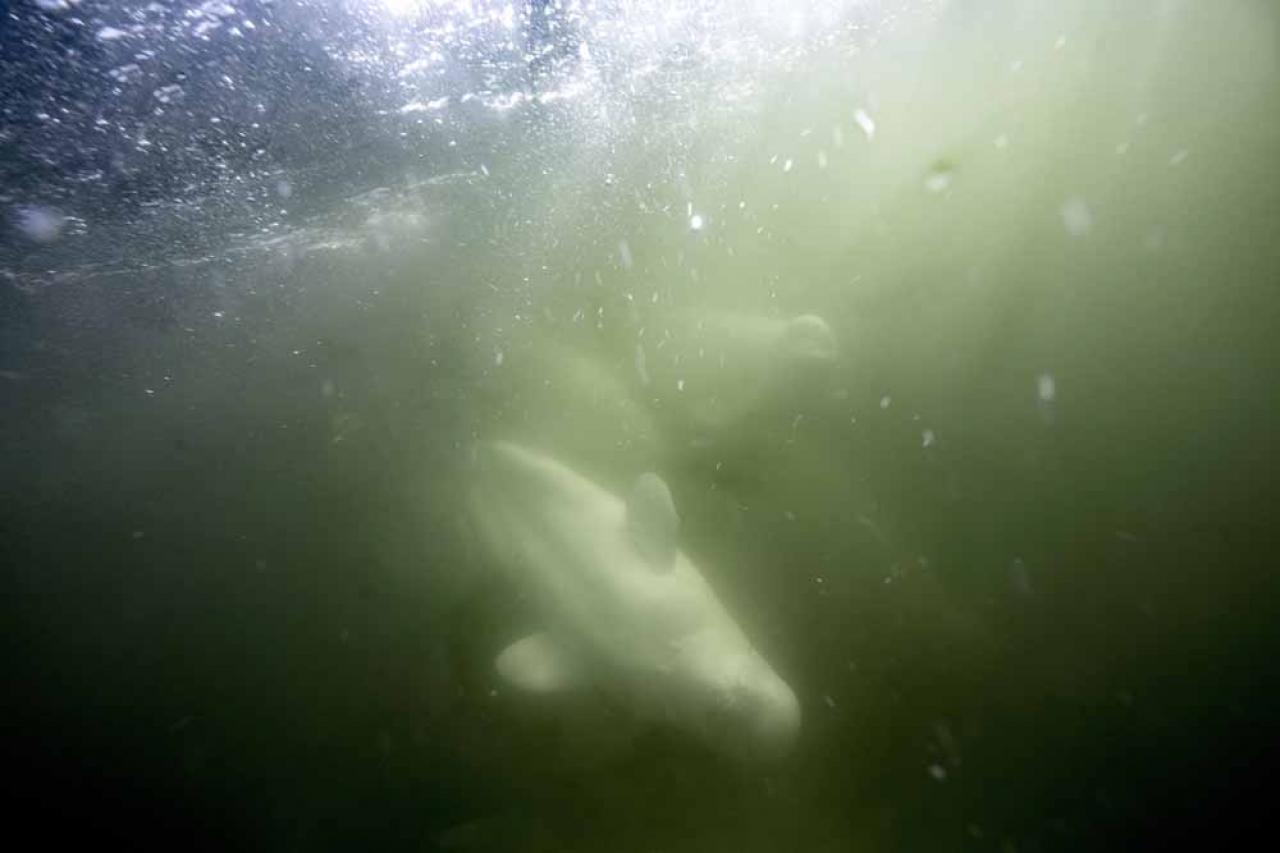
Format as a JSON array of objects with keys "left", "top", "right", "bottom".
[
  {"left": 879, "top": 395, "right": 891, "bottom": 409},
  {"left": 934, "top": 719, "right": 962, "bottom": 767},
  {"left": 689, "top": 213, "right": 704, "bottom": 231},
  {"left": 924, "top": 163, "right": 953, "bottom": 193},
  {"left": 617, "top": 239, "right": 633, "bottom": 269},
  {"left": 1168, "top": 148, "right": 1191, "bottom": 167},
  {"left": 96, "top": 26, "right": 129, "bottom": 41},
  {"left": 783, "top": 159, "right": 794, "bottom": 173},
  {"left": 494, "top": 349, "right": 504, "bottom": 367},
  {"left": 275, "top": 179, "right": 292, "bottom": 199},
  {"left": 853, "top": 108, "right": 876, "bottom": 140},
  {"left": 1037, "top": 373, "right": 1056, "bottom": 402},
  {"left": 1059, "top": 197, "right": 1092, "bottom": 237},
  {"left": 635, "top": 344, "right": 650, "bottom": 386},
  {"left": 823, "top": 695, "right": 837, "bottom": 709},
  {"left": 929, "top": 764, "right": 947, "bottom": 781},
  {"left": 153, "top": 83, "right": 184, "bottom": 104},
  {"left": 108, "top": 63, "right": 142, "bottom": 83},
  {"left": 1009, "top": 557, "right": 1032, "bottom": 596},
  {"left": 994, "top": 134, "right": 1009, "bottom": 149},
  {"left": 922, "top": 429, "right": 935, "bottom": 448},
  {"left": 816, "top": 150, "right": 828, "bottom": 169},
  {"left": 676, "top": 379, "right": 685, "bottom": 392}
]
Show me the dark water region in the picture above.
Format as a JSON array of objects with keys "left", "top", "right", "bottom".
[{"left": 3, "top": 1, "right": 1280, "bottom": 850}]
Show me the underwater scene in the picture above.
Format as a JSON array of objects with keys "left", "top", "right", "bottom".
[{"left": 2, "top": 0, "right": 1278, "bottom": 849}]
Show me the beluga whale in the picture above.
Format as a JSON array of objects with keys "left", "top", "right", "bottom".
[
  {"left": 467, "top": 440, "right": 800, "bottom": 762},
  {"left": 640, "top": 311, "right": 839, "bottom": 449}
]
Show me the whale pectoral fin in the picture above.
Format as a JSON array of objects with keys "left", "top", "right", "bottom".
[
  {"left": 495, "top": 632, "right": 585, "bottom": 693},
  {"left": 626, "top": 472, "right": 680, "bottom": 573}
]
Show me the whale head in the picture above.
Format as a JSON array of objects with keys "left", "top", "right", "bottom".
[
  {"left": 776, "top": 314, "right": 837, "bottom": 365},
  {"left": 672, "top": 636, "right": 801, "bottom": 763}
]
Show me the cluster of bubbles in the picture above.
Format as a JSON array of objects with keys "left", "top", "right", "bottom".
[{"left": 3, "top": 1, "right": 896, "bottom": 269}]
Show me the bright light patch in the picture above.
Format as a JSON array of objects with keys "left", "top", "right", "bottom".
[
  {"left": 13, "top": 205, "right": 65, "bottom": 243},
  {"left": 380, "top": 0, "right": 424, "bottom": 17},
  {"left": 379, "top": 0, "right": 478, "bottom": 17}
]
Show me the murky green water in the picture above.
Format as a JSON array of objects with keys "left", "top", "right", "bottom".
[{"left": 3, "top": 1, "right": 1278, "bottom": 849}]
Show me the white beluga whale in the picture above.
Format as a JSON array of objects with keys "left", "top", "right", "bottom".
[
  {"left": 467, "top": 440, "right": 800, "bottom": 762},
  {"left": 641, "top": 311, "right": 839, "bottom": 441}
]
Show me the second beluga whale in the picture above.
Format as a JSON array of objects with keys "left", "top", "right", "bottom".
[
  {"left": 467, "top": 440, "right": 800, "bottom": 762},
  {"left": 640, "top": 311, "right": 838, "bottom": 439}
]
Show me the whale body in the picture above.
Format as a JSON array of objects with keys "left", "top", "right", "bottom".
[{"left": 467, "top": 440, "right": 800, "bottom": 762}]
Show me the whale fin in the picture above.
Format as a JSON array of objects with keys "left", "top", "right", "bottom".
[
  {"left": 495, "top": 632, "right": 585, "bottom": 693},
  {"left": 626, "top": 472, "right": 680, "bottom": 572}
]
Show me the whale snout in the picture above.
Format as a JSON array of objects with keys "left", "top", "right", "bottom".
[
  {"left": 745, "top": 673, "right": 801, "bottom": 762},
  {"left": 705, "top": 660, "right": 801, "bottom": 763}
]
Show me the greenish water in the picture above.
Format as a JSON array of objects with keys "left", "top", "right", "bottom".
[{"left": 3, "top": 1, "right": 1279, "bottom": 849}]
